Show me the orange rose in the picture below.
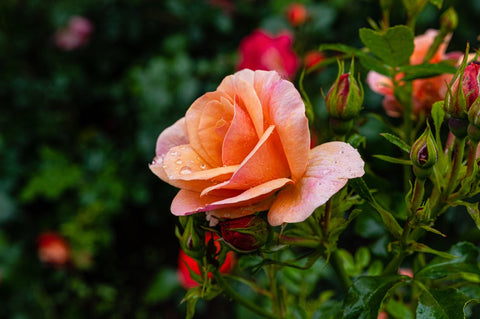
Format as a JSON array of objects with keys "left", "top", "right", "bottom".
[
  {"left": 150, "top": 69, "right": 364, "bottom": 226},
  {"left": 367, "top": 29, "right": 455, "bottom": 117}
]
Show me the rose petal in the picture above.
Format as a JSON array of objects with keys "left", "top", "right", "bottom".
[
  {"left": 186, "top": 91, "right": 234, "bottom": 166},
  {"left": 266, "top": 79, "right": 310, "bottom": 181},
  {"left": 155, "top": 117, "right": 189, "bottom": 158},
  {"left": 267, "top": 142, "right": 364, "bottom": 226},
  {"left": 367, "top": 71, "right": 394, "bottom": 95},
  {"left": 207, "top": 196, "right": 275, "bottom": 219},
  {"left": 170, "top": 178, "right": 292, "bottom": 216},
  {"left": 163, "top": 144, "right": 237, "bottom": 182},
  {"left": 201, "top": 125, "right": 290, "bottom": 194},
  {"left": 222, "top": 98, "right": 258, "bottom": 165}
]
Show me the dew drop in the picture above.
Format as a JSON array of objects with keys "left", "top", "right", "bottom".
[
  {"left": 180, "top": 166, "right": 192, "bottom": 175},
  {"left": 170, "top": 151, "right": 178, "bottom": 157},
  {"left": 200, "top": 164, "right": 207, "bottom": 170},
  {"left": 175, "top": 159, "right": 183, "bottom": 165}
]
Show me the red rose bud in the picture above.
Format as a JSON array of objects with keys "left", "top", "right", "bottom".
[
  {"left": 177, "top": 233, "right": 235, "bottom": 289},
  {"left": 286, "top": 3, "right": 308, "bottom": 27},
  {"left": 37, "top": 232, "right": 71, "bottom": 267},
  {"left": 325, "top": 60, "right": 363, "bottom": 121},
  {"left": 220, "top": 215, "right": 269, "bottom": 252},
  {"left": 410, "top": 124, "right": 438, "bottom": 178}
]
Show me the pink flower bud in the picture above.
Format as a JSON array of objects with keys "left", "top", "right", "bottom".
[
  {"left": 445, "top": 61, "right": 480, "bottom": 117},
  {"left": 220, "top": 215, "right": 269, "bottom": 252},
  {"left": 325, "top": 69, "right": 363, "bottom": 120}
]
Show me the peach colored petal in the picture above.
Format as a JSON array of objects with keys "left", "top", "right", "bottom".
[
  {"left": 268, "top": 142, "right": 364, "bottom": 226},
  {"left": 171, "top": 189, "right": 227, "bottom": 216},
  {"left": 186, "top": 91, "right": 234, "bottom": 166},
  {"left": 207, "top": 197, "right": 275, "bottom": 219},
  {"left": 171, "top": 178, "right": 292, "bottom": 216},
  {"left": 202, "top": 125, "right": 290, "bottom": 194},
  {"left": 205, "top": 178, "right": 292, "bottom": 210},
  {"left": 163, "top": 144, "right": 237, "bottom": 182},
  {"left": 222, "top": 98, "right": 258, "bottom": 165},
  {"left": 155, "top": 117, "right": 189, "bottom": 158},
  {"left": 266, "top": 79, "right": 310, "bottom": 181},
  {"left": 367, "top": 71, "right": 394, "bottom": 95},
  {"left": 234, "top": 77, "right": 264, "bottom": 138}
]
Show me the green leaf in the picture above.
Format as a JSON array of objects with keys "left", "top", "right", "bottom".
[
  {"left": 398, "top": 62, "right": 456, "bottom": 81},
  {"left": 431, "top": 101, "right": 445, "bottom": 140},
  {"left": 373, "top": 155, "right": 412, "bottom": 165},
  {"left": 144, "top": 268, "right": 180, "bottom": 304},
  {"left": 380, "top": 133, "right": 411, "bottom": 153},
  {"left": 318, "top": 43, "right": 391, "bottom": 75},
  {"left": 416, "top": 288, "right": 474, "bottom": 319},
  {"left": 343, "top": 276, "right": 406, "bottom": 319},
  {"left": 349, "top": 178, "right": 403, "bottom": 238},
  {"left": 416, "top": 242, "right": 480, "bottom": 281},
  {"left": 386, "top": 299, "right": 414, "bottom": 319},
  {"left": 463, "top": 202, "right": 480, "bottom": 231},
  {"left": 359, "top": 26, "right": 414, "bottom": 66},
  {"left": 410, "top": 242, "right": 457, "bottom": 260}
]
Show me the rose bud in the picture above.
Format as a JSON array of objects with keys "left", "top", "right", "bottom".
[
  {"left": 220, "top": 215, "right": 269, "bottom": 252},
  {"left": 286, "top": 3, "right": 308, "bottom": 27},
  {"left": 440, "top": 7, "right": 458, "bottom": 33},
  {"left": 178, "top": 215, "right": 205, "bottom": 259},
  {"left": 177, "top": 232, "right": 235, "bottom": 289},
  {"left": 325, "top": 61, "right": 363, "bottom": 121},
  {"left": 37, "top": 232, "right": 71, "bottom": 267},
  {"left": 445, "top": 60, "right": 480, "bottom": 118},
  {"left": 410, "top": 124, "right": 438, "bottom": 178}
]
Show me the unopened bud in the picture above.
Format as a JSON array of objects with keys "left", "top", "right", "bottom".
[
  {"left": 179, "top": 215, "right": 205, "bottom": 259},
  {"left": 286, "top": 3, "right": 308, "bottom": 27},
  {"left": 440, "top": 7, "right": 458, "bottom": 33},
  {"left": 325, "top": 60, "right": 363, "bottom": 121},
  {"left": 410, "top": 124, "right": 437, "bottom": 178},
  {"left": 220, "top": 215, "right": 269, "bottom": 252},
  {"left": 448, "top": 117, "right": 469, "bottom": 138}
]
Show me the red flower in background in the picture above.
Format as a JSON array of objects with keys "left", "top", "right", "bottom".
[
  {"left": 304, "top": 50, "right": 326, "bottom": 72},
  {"left": 55, "top": 16, "right": 93, "bottom": 51},
  {"left": 177, "top": 233, "right": 235, "bottom": 289},
  {"left": 237, "top": 30, "right": 299, "bottom": 79},
  {"left": 37, "top": 232, "right": 71, "bottom": 267},
  {"left": 286, "top": 3, "right": 308, "bottom": 27}
]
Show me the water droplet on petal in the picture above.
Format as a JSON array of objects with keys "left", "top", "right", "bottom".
[
  {"left": 200, "top": 164, "right": 207, "bottom": 170},
  {"left": 175, "top": 159, "right": 183, "bottom": 165},
  {"left": 170, "top": 151, "right": 178, "bottom": 157},
  {"left": 180, "top": 166, "right": 192, "bottom": 175}
]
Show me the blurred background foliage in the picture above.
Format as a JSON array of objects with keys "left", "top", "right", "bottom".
[{"left": 1, "top": 0, "right": 479, "bottom": 318}]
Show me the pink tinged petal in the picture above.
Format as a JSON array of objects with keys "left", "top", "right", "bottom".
[
  {"left": 171, "top": 190, "right": 226, "bottom": 216},
  {"left": 202, "top": 125, "right": 290, "bottom": 194},
  {"left": 205, "top": 178, "right": 293, "bottom": 210},
  {"left": 267, "top": 79, "right": 310, "bottom": 181},
  {"left": 367, "top": 71, "right": 394, "bottom": 96},
  {"left": 267, "top": 142, "right": 365, "bottom": 226},
  {"left": 208, "top": 197, "right": 275, "bottom": 219},
  {"left": 186, "top": 91, "right": 234, "bottom": 167},
  {"left": 163, "top": 144, "right": 237, "bottom": 182},
  {"left": 170, "top": 178, "right": 292, "bottom": 216},
  {"left": 222, "top": 99, "right": 258, "bottom": 165},
  {"left": 155, "top": 117, "right": 189, "bottom": 158}
]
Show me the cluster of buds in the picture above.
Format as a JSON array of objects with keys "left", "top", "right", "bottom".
[
  {"left": 325, "top": 59, "right": 364, "bottom": 135},
  {"left": 410, "top": 124, "right": 438, "bottom": 179}
]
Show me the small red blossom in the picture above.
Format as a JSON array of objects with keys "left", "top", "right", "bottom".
[
  {"left": 237, "top": 30, "right": 299, "bottom": 79},
  {"left": 37, "top": 232, "right": 71, "bottom": 267},
  {"left": 220, "top": 215, "right": 269, "bottom": 251},
  {"left": 55, "top": 16, "right": 93, "bottom": 51},
  {"left": 304, "top": 50, "right": 326, "bottom": 71},
  {"left": 286, "top": 3, "right": 308, "bottom": 27},
  {"left": 177, "top": 233, "right": 235, "bottom": 289}
]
